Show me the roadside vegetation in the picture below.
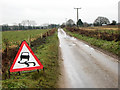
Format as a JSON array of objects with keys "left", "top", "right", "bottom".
[
  {"left": 64, "top": 26, "right": 120, "bottom": 57},
  {"left": 2, "top": 28, "right": 59, "bottom": 88}
]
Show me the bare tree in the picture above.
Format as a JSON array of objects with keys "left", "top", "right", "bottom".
[
  {"left": 66, "top": 19, "right": 75, "bottom": 27},
  {"left": 30, "top": 21, "right": 37, "bottom": 26},
  {"left": 21, "top": 20, "right": 37, "bottom": 29},
  {"left": 21, "top": 20, "right": 27, "bottom": 26},
  {"left": 30, "top": 20, "right": 37, "bottom": 29}
]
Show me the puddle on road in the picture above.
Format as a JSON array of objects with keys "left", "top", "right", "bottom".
[
  {"left": 84, "top": 44, "right": 94, "bottom": 50},
  {"left": 68, "top": 43, "right": 76, "bottom": 47},
  {"left": 58, "top": 28, "right": 76, "bottom": 41}
]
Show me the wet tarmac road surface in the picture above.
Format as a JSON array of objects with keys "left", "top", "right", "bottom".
[{"left": 58, "top": 28, "right": 118, "bottom": 88}]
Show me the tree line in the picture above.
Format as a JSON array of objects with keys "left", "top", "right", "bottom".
[
  {"left": 1, "top": 20, "right": 59, "bottom": 31},
  {"left": 61, "top": 16, "right": 117, "bottom": 27}
]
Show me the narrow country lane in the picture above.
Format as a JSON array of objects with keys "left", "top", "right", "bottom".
[{"left": 58, "top": 28, "right": 118, "bottom": 88}]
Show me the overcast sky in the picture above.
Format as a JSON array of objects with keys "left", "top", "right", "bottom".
[{"left": 0, "top": 0, "right": 119, "bottom": 25}]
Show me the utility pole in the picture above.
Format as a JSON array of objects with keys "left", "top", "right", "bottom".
[{"left": 74, "top": 8, "right": 81, "bottom": 26}]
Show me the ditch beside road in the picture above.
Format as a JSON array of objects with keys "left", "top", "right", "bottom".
[{"left": 58, "top": 28, "right": 118, "bottom": 88}]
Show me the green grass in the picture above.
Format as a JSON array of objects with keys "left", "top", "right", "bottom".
[
  {"left": 2, "top": 29, "right": 50, "bottom": 49},
  {"left": 64, "top": 28, "right": 120, "bottom": 57},
  {"left": 2, "top": 31, "right": 59, "bottom": 88}
]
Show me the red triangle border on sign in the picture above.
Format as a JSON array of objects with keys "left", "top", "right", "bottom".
[{"left": 10, "top": 40, "right": 43, "bottom": 72}]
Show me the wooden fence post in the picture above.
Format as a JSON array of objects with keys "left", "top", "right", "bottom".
[
  {"left": 41, "top": 33, "right": 43, "bottom": 39},
  {"left": 43, "top": 67, "right": 45, "bottom": 74},
  {"left": 8, "top": 70, "right": 11, "bottom": 79},
  {"left": 37, "top": 69, "right": 39, "bottom": 73},
  {"left": 18, "top": 72, "right": 21, "bottom": 75},
  {"left": 28, "top": 35, "right": 31, "bottom": 47},
  {"left": 46, "top": 33, "right": 47, "bottom": 37}
]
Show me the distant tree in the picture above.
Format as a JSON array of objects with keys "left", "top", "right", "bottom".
[
  {"left": 62, "top": 23, "right": 66, "bottom": 26},
  {"left": 48, "top": 24, "right": 59, "bottom": 29},
  {"left": 66, "top": 19, "right": 75, "bottom": 27},
  {"left": 111, "top": 20, "right": 117, "bottom": 25},
  {"left": 30, "top": 20, "right": 37, "bottom": 29},
  {"left": 18, "top": 23, "right": 24, "bottom": 30},
  {"left": 77, "top": 19, "right": 83, "bottom": 26},
  {"left": 13, "top": 25, "right": 18, "bottom": 30},
  {"left": 83, "top": 22, "right": 89, "bottom": 27},
  {"left": 61, "top": 23, "right": 66, "bottom": 28},
  {"left": 88, "top": 23, "right": 93, "bottom": 27},
  {"left": 21, "top": 20, "right": 26, "bottom": 26},
  {"left": 2, "top": 24, "right": 10, "bottom": 31},
  {"left": 21, "top": 20, "right": 37, "bottom": 29},
  {"left": 36, "top": 26, "right": 40, "bottom": 29},
  {"left": 93, "top": 16, "right": 110, "bottom": 26}
]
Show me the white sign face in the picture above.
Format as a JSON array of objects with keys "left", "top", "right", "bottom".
[
  {"left": 13, "top": 44, "right": 40, "bottom": 69},
  {"left": 10, "top": 41, "right": 43, "bottom": 72}
]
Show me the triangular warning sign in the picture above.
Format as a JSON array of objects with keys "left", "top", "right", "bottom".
[{"left": 10, "top": 40, "right": 43, "bottom": 72}]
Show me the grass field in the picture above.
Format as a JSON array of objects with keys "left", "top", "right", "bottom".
[
  {"left": 79, "top": 25, "right": 119, "bottom": 34},
  {"left": 2, "top": 29, "right": 59, "bottom": 88},
  {"left": 80, "top": 25, "right": 118, "bottom": 31},
  {"left": 2, "top": 29, "right": 50, "bottom": 50},
  {"left": 65, "top": 26, "right": 120, "bottom": 57}
]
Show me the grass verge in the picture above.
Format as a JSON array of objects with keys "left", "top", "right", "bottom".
[
  {"left": 64, "top": 28, "right": 120, "bottom": 57},
  {"left": 2, "top": 30, "right": 59, "bottom": 88}
]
